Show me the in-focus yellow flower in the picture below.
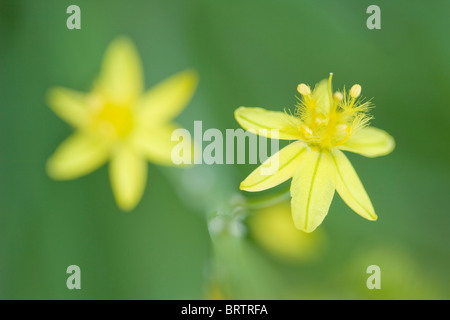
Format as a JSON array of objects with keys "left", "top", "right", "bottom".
[
  {"left": 47, "top": 37, "right": 198, "bottom": 210},
  {"left": 235, "top": 74, "right": 394, "bottom": 232}
]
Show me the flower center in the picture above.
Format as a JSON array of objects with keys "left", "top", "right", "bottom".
[
  {"left": 295, "top": 74, "right": 371, "bottom": 150},
  {"left": 299, "top": 115, "right": 351, "bottom": 150},
  {"left": 91, "top": 102, "right": 134, "bottom": 140}
]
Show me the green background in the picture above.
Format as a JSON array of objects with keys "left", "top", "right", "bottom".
[{"left": 1, "top": 0, "right": 449, "bottom": 299}]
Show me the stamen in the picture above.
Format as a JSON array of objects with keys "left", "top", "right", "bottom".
[
  {"left": 297, "top": 83, "right": 311, "bottom": 96},
  {"left": 335, "top": 124, "right": 349, "bottom": 133},
  {"left": 350, "top": 84, "right": 361, "bottom": 99},
  {"left": 300, "top": 125, "right": 313, "bottom": 137},
  {"left": 335, "top": 124, "right": 352, "bottom": 145},
  {"left": 333, "top": 91, "right": 343, "bottom": 102},
  {"left": 315, "top": 117, "right": 326, "bottom": 126}
]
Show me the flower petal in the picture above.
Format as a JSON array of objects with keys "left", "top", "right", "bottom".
[
  {"left": 109, "top": 145, "right": 147, "bottom": 211},
  {"left": 290, "top": 150, "right": 335, "bottom": 233},
  {"left": 311, "top": 79, "right": 331, "bottom": 114},
  {"left": 133, "top": 124, "right": 195, "bottom": 166},
  {"left": 47, "top": 87, "right": 90, "bottom": 128},
  {"left": 331, "top": 149, "right": 377, "bottom": 221},
  {"left": 47, "top": 133, "right": 109, "bottom": 180},
  {"left": 339, "top": 127, "right": 395, "bottom": 157},
  {"left": 137, "top": 70, "right": 198, "bottom": 125},
  {"left": 95, "top": 37, "right": 143, "bottom": 106},
  {"left": 240, "top": 141, "right": 306, "bottom": 192},
  {"left": 235, "top": 107, "right": 302, "bottom": 140}
]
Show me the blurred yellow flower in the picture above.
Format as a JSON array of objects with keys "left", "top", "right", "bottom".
[
  {"left": 205, "top": 280, "right": 226, "bottom": 300},
  {"left": 235, "top": 74, "right": 394, "bottom": 232},
  {"left": 249, "top": 202, "right": 325, "bottom": 263},
  {"left": 46, "top": 37, "right": 198, "bottom": 210}
]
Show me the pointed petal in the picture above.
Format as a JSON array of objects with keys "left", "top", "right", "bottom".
[
  {"left": 47, "top": 133, "right": 109, "bottom": 180},
  {"left": 311, "top": 79, "right": 331, "bottom": 114},
  {"left": 339, "top": 127, "right": 395, "bottom": 157},
  {"left": 331, "top": 149, "right": 377, "bottom": 220},
  {"left": 109, "top": 146, "right": 147, "bottom": 211},
  {"left": 290, "top": 150, "right": 335, "bottom": 233},
  {"left": 137, "top": 70, "right": 198, "bottom": 125},
  {"left": 235, "top": 107, "right": 302, "bottom": 140},
  {"left": 133, "top": 124, "right": 196, "bottom": 166},
  {"left": 47, "top": 87, "right": 90, "bottom": 128},
  {"left": 240, "top": 141, "right": 306, "bottom": 192},
  {"left": 95, "top": 37, "right": 143, "bottom": 106}
]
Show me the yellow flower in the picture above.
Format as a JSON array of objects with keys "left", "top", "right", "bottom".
[
  {"left": 235, "top": 74, "right": 394, "bottom": 232},
  {"left": 46, "top": 37, "right": 198, "bottom": 210}
]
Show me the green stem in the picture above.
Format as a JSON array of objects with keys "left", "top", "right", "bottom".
[{"left": 241, "top": 184, "right": 291, "bottom": 210}]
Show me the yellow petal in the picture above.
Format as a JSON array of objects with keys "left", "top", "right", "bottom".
[
  {"left": 234, "top": 107, "right": 302, "bottom": 140},
  {"left": 47, "top": 133, "right": 109, "bottom": 180},
  {"left": 339, "top": 127, "right": 395, "bottom": 157},
  {"left": 240, "top": 141, "right": 306, "bottom": 192},
  {"left": 290, "top": 150, "right": 335, "bottom": 233},
  {"left": 47, "top": 87, "right": 90, "bottom": 128},
  {"left": 330, "top": 149, "right": 377, "bottom": 220},
  {"left": 137, "top": 70, "right": 198, "bottom": 125},
  {"left": 95, "top": 37, "right": 143, "bottom": 106},
  {"left": 109, "top": 145, "right": 147, "bottom": 211},
  {"left": 311, "top": 79, "right": 331, "bottom": 114},
  {"left": 133, "top": 124, "right": 195, "bottom": 166}
]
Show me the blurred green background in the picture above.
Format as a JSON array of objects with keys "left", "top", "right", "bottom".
[{"left": 1, "top": 0, "right": 449, "bottom": 299}]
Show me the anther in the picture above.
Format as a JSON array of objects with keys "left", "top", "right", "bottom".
[
  {"left": 297, "top": 83, "right": 311, "bottom": 96},
  {"left": 333, "top": 91, "right": 343, "bottom": 102},
  {"left": 350, "top": 84, "right": 361, "bottom": 99},
  {"left": 300, "top": 125, "right": 313, "bottom": 137}
]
